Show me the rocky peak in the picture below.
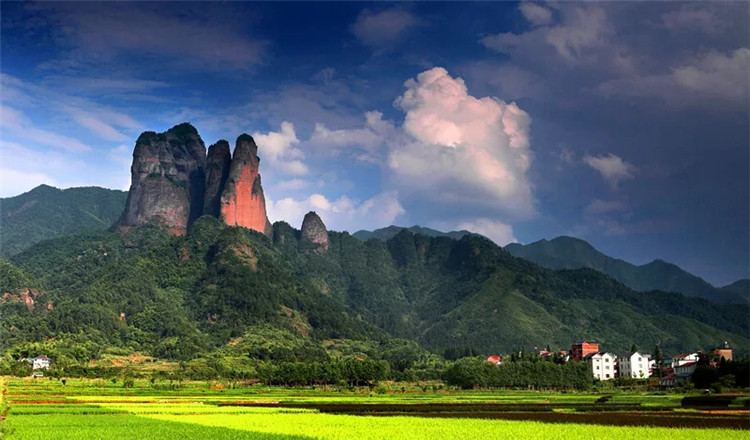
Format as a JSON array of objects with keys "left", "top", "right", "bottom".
[
  {"left": 203, "top": 140, "right": 231, "bottom": 218},
  {"left": 220, "top": 134, "right": 272, "bottom": 236},
  {"left": 118, "top": 123, "right": 206, "bottom": 234},
  {"left": 300, "top": 211, "right": 329, "bottom": 253}
]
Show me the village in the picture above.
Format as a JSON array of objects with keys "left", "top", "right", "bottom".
[{"left": 485, "top": 340, "right": 735, "bottom": 388}]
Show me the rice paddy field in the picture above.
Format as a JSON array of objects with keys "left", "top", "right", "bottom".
[{"left": 1, "top": 377, "right": 748, "bottom": 439}]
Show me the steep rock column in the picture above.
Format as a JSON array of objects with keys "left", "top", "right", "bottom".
[
  {"left": 220, "top": 134, "right": 272, "bottom": 236},
  {"left": 203, "top": 140, "right": 231, "bottom": 218},
  {"left": 118, "top": 123, "right": 206, "bottom": 234},
  {"left": 300, "top": 211, "right": 329, "bottom": 253}
]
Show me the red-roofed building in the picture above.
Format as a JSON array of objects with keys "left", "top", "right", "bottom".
[
  {"left": 486, "top": 355, "right": 502, "bottom": 365},
  {"left": 570, "top": 340, "right": 599, "bottom": 361}
]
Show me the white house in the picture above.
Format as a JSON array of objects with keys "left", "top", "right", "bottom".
[
  {"left": 32, "top": 355, "right": 50, "bottom": 370},
  {"left": 619, "top": 352, "right": 651, "bottom": 379},
  {"left": 672, "top": 353, "right": 699, "bottom": 367},
  {"left": 585, "top": 352, "right": 617, "bottom": 380}
]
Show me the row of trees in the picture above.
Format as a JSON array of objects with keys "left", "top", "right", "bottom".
[{"left": 443, "top": 357, "right": 594, "bottom": 390}]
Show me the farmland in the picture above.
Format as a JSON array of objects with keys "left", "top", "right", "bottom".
[{"left": 1, "top": 377, "right": 748, "bottom": 439}]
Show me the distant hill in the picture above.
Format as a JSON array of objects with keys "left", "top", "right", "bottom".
[
  {"left": 353, "top": 225, "right": 478, "bottom": 242},
  {"left": 720, "top": 279, "right": 749, "bottom": 298},
  {"left": 0, "top": 185, "right": 127, "bottom": 256},
  {"left": 505, "top": 236, "right": 746, "bottom": 304}
]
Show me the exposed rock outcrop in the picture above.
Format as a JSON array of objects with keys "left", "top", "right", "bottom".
[
  {"left": 118, "top": 123, "right": 206, "bottom": 234},
  {"left": 300, "top": 211, "right": 329, "bottom": 253},
  {"left": 203, "top": 140, "right": 231, "bottom": 218},
  {"left": 220, "top": 134, "right": 272, "bottom": 236}
]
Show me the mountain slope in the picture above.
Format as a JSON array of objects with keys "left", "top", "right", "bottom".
[
  {"left": 505, "top": 236, "right": 745, "bottom": 304},
  {"left": 0, "top": 185, "right": 128, "bottom": 256},
  {"left": 353, "top": 225, "right": 478, "bottom": 242},
  {"left": 5, "top": 222, "right": 747, "bottom": 361},
  {"left": 720, "top": 279, "right": 749, "bottom": 299}
]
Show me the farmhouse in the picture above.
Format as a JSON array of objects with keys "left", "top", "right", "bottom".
[
  {"left": 585, "top": 352, "right": 617, "bottom": 380},
  {"left": 32, "top": 355, "right": 50, "bottom": 370},
  {"left": 618, "top": 352, "right": 651, "bottom": 379},
  {"left": 570, "top": 340, "right": 599, "bottom": 361}
]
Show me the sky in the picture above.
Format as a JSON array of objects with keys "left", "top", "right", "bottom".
[{"left": 0, "top": 1, "right": 748, "bottom": 286}]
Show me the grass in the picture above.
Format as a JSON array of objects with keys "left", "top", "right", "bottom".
[{"left": 2, "top": 377, "right": 748, "bottom": 440}]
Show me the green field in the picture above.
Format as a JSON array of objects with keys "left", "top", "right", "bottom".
[{"left": 2, "top": 377, "right": 748, "bottom": 439}]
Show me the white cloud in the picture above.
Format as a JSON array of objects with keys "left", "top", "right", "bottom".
[
  {"left": 0, "top": 105, "right": 93, "bottom": 153},
  {"left": 483, "top": 6, "right": 609, "bottom": 63},
  {"left": 583, "top": 153, "right": 636, "bottom": 188},
  {"left": 388, "top": 67, "right": 534, "bottom": 220},
  {"left": 252, "top": 122, "right": 307, "bottom": 176},
  {"left": 308, "top": 111, "right": 393, "bottom": 161},
  {"left": 268, "top": 191, "right": 404, "bottom": 232},
  {"left": 663, "top": 6, "right": 723, "bottom": 35},
  {"left": 598, "top": 48, "right": 750, "bottom": 107},
  {"left": 519, "top": 2, "right": 553, "bottom": 27},
  {"left": 352, "top": 7, "right": 419, "bottom": 49},
  {"left": 456, "top": 218, "right": 517, "bottom": 246},
  {"left": 69, "top": 109, "right": 129, "bottom": 142}
]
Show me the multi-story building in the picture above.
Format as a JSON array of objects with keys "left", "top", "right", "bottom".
[
  {"left": 618, "top": 352, "right": 651, "bottom": 378},
  {"left": 585, "top": 352, "right": 617, "bottom": 380},
  {"left": 570, "top": 340, "right": 599, "bottom": 361}
]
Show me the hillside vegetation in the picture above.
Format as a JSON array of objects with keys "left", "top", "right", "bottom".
[
  {"left": 0, "top": 185, "right": 127, "bottom": 256},
  {"left": 2, "top": 218, "right": 747, "bottom": 370}
]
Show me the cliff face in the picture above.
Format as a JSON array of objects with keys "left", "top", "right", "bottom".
[
  {"left": 203, "top": 140, "right": 231, "bottom": 218},
  {"left": 118, "top": 123, "right": 206, "bottom": 234},
  {"left": 219, "top": 134, "right": 272, "bottom": 236},
  {"left": 300, "top": 211, "right": 329, "bottom": 253}
]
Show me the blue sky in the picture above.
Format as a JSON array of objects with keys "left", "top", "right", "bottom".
[{"left": 1, "top": 1, "right": 748, "bottom": 286}]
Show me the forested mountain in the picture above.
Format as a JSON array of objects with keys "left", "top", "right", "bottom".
[
  {"left": 0, "top": 185, "right": 127, "bottom": 256},
  {"left": 353, "top": 225, "right": 478, "bottom": 242},
  {"left": 505, "top": 236, "right": 746, "bottom": 304},
  {"left": 721, "top": 279, "right": 749, "bottom": 298},
  {"left": 2, "top": 218, "right": 747, "bottom": 365}
]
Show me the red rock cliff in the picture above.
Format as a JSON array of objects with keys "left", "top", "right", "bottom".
[{"left": 220, "top": 134, "right": 272, "bottom": 236}]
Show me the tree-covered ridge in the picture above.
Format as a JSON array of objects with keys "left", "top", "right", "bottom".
[
  {"left": 0, "top": 185, "right": 128, "bottom": 256},
  {"left": 2, "top": 219, "right": 747, "bottom": 371},
  {"left": 505, "top": 236, "right": 747, "bottom": 304}
]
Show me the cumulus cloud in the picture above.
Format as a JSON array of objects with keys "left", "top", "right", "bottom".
[
  {"left": 388, "top": 67, "right": 534, "bottom": 220},
  {"left": 519, "top": 2, "right": 553, "bottom": 27},
  {"left": 252, "top": 122, "right": 307, "bottom": 175},
  {"left": 352, "top": 7, "right": 419, "bottom": 49},
  {"left": 267, "top": 191, "right": 404, "bottom": 232},
  {"left": 456, "top": 218, "right": 517, "bottom": 246},
  {"left": 598, "top": 48, "right": 750, "bottom": 106},
  {"left": 584, "top": 153, "right": 636, "bottom": 188}
]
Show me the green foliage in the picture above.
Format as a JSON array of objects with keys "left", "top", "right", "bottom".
[
  {"left": 443, "top": 357, "right": 593, "bottom": 390},
  {"left": 0, "top": 185, "right": 127, "bottom": 256},
  {"left": 2, "top": 215, "right": 748, "bottom": 381}
]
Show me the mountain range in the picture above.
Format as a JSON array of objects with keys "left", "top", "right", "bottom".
[
  {"left": 1, "top": 123, "right": 747, "bottom": 364},
  {"left": 505, "top": 237, "right": 747, "bottom": 304}
]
